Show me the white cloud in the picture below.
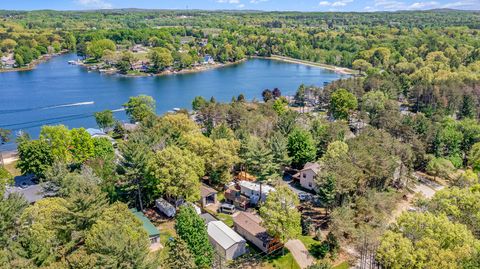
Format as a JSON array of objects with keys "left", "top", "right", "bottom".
[
  {"left": 238, "top": 3, "right": 246, "bottom": 7},
  {"left": 408, "top": 1, "right": 439, "bottom": 9},
  {"left": 372, "top": 0, "right": 480, "bottom": 11},
  {"left": 76, "top": 0, "right": 112, "bottom": 9},
  {"left": 250, "top": 0, "right": 269, "bottom": 3},
  {"left": 217, "top": 0, "right": 240, "bottom": 3},
  {"left": 319, "top": 0, "right": 354, "bottom": 7},
  {"left": 442, "top": 0, "right": 480, "bottom": 9}
]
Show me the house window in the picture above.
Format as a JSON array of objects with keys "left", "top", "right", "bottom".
[
  {"left": 308, "top": 182, "right": 312, "bottom": 187},
  {"left": 302, "top": 174, "right": 306, "bottom": 178}
]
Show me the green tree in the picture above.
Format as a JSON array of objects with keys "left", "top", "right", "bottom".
[
  {"left": 92, "top": 137, "right": 115, "bottom": 160},
  {"left": 469, "top": 142, "right": 480, "bottom": 172},
  {"left": 352, "top": 59, "right": 372, "bottom": 74},
  {"left": 175, "top": 206, "right": 214, "bottom": 268},
  {"left": 123, "top": 95, "right": 156, "bottom": 123},
  {"left": 459, "top": 94, "right": 477, "bottom": 119},
  {"left": 287, "top": 128, "right": 316, "bottom": 169},
  {"left": 426, "top": 157, "right": 454, "bottom": 180},
  {"left": 210, "top": 124, "right": 235, "bottom": 140},
  {"left": 362, "top": 90, "right": 387, "bottom": 121},
  {"left": 16, "top": 139, "right": 53, "bottom": 178},
  {"left": 145, "top": 146, "right": 204, "bottom": 202},
  {"left": 164, "top": 236, "right": 196, "bottom": 269},
  {"left": 40, "top": 125, "right": 72, "bottom": 162},
  {"left": 260, "top": 185, "right": 301, "bottom": 248},
  {"left": 85, "top": 203, "right": 150, "bottom": 268},
  {"left": 86, "top": 39, "right": 115, "bottom": 60},
  {"left": 269, "top": 131, "right": 292, "bottom": 169},
  {"left": 148, "top": 47, "right": 173, "bottom": 72},
  {"left": 192, "top": 96, "right": 208, "bottom": 111},
  {"left": 242, "top": 136, "right": 279, "bottom": 181},
  {"left": 94, "top": 110, "right": 115, "bottom": 130},
  {"left": 316, "top": 175, "right": 336, "bottom": 214},
  {"left": 322, "top": 141, "right": 348, "bottom": 161},
  {"left": 272, "top": 97, "right": 289, "bottom": 115},
  {"left": 427, "top": 187, "right": 480, "bottom": 237},
  {"left": 0, "top": 128, "right": 11, "bottom": 144},
  {"left": 0, "top": 194, "right": 28, "bottom": 246},
  {"left": 329, "top": 89, "right": 358, "bottom": 120},
  {"left": 70, "top": 128, "right": 94, "bottom": 163},
  {"left": 377, "top": 212, "right": 479, "bottom": 269}
]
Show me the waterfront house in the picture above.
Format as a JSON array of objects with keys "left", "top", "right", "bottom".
[
  {"left": 129, "top": 209, "right": 160, "bottom": 245},
  {"left": 293, "top": 162, "right": 321, "bottom": 191},
  {"left": 233, "top": 212, "right": 282, "bottom": 253},
  {"left": 1, "top": 54, "right": 15, "bottom": 68},
  {"left": 199, "top": 184, "right": 217, "bottom": 207},
  {"left": 207, "top": 220, "right": 247, "bottom": 260},
  {"left": 203, "top": 55, "right": 215, "bottom": 64},
  {"left": 238, "top": 181, "right": 275, "bottom": 205}
]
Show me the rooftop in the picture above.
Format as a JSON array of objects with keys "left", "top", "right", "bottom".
[
  {"left": 208, "top": 220, "right": 245, "bottom": 250},
  {"left": 200, "top": 213, "right": 217, "bottom": 224},
  {"left": 302, "top": 162, "right": 321, "bottom": 173},
  {"left": 130, "top": 209, "right": 160, "bottom": 238},
  {"left": 200, "top": 184, "right": 217, "bottom": 198},
  {"left": 238, "top": 181, "right": 275, "bottom": 194}
]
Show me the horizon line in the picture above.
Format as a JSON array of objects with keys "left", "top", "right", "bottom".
[{"left": 1, "top": 7, "right": 479, "bottom": 13}]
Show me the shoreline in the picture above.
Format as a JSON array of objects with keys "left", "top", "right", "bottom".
[
  {"left": 87, "top": 58, "right": 248, "bottom": 78},
  {"left": 260, "top": 55, "right": 359, "bottom": 75},
  {"left": 0, "top": 50, "right": 69, "bottom": 73}
]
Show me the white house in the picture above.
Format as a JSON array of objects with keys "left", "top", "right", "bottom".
[
  {"left": 238, "top": 181, "right": 275, "bottom": 204},
  {"left": 294, "top": 162, "right": 321, "bottom": 191},
  {"left": 207, "top": 221, "right": 246, "bottom": 260}
]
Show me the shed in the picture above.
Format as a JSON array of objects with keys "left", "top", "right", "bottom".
[
  {"left": 207, "top": 221, "right": 246, "bottom": 260},
  {"left": 129, "top": 209, "right": 160, "bottom": 245},
  {"left": 199, "top": 184, "right": 217, "bottom": 207},
  {"left": 233, "top": 212, "right": 282, "bottom": 253}
]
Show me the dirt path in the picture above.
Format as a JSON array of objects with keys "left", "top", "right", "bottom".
[{"left": 285, "top": 239, "right": 315, "bottom": 269}]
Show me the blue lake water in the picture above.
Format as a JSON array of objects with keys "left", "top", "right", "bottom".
[{"left": 0, "top": 53, "right": 347, "bottom": 149}]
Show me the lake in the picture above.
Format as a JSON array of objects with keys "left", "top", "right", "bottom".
[{"left": 0, "top": 53, "right": 347, "bottom": 148}]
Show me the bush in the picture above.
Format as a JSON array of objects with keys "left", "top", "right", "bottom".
[{"left": 310, "top": 242, "right": 330, "bottom": 259}]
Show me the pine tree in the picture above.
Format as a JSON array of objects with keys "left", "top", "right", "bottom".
[
  {"left": 165, "top": 236, "right": 196, "bottom": 269},
  {"left": 175, "top": 206, "right": 214, "bottom": 268}
]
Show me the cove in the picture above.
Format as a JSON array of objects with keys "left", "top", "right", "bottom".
[{"left": 0, "top": 53, "right": 347, "bottom": 142}]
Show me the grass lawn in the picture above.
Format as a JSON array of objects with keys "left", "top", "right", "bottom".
[
  {"left": 157, "top": 220, "right": 176, "bottom": 246},
  {"left": 216, "top": 213, "right": 234, "bottom": 227},
  {"left": 298, "top": 235, "right": 319, "bottom": 249},
  {"left": 265, "top": 250, "right": 300, "bottom": 269},
  {"left": 4, "top": 161, "right": 20, "bottom": 177},
  {"left": 333, "top": 261, "right": 350, "bottom": 269}
]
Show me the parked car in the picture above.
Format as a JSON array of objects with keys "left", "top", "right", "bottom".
[
  {"left": 218, "top": 203, "right": 236, "bottom": 214},
  {"left": 298, "top": 192, "right": 312, "bottom": 202}
]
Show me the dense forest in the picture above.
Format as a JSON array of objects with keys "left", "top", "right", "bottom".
[{"left": 1, "top": 9, "right": 480, "bottom": 269}]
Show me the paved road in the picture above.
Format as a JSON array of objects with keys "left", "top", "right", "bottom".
[{"left": 285, "top": 239, "right": 315, "bottom": 269}]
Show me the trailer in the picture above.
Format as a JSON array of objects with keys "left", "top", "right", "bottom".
[{"left": 155, "top": 198, "right": 176, "bottom": 218}]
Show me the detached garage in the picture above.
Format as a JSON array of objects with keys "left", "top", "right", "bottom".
[{"left": 207, "top": 221, "right": 246, "bottom": 260}]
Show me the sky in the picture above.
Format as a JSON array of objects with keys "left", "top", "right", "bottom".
[{"left": 0, "top": 0, "right": 479, "bottom": 12}]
